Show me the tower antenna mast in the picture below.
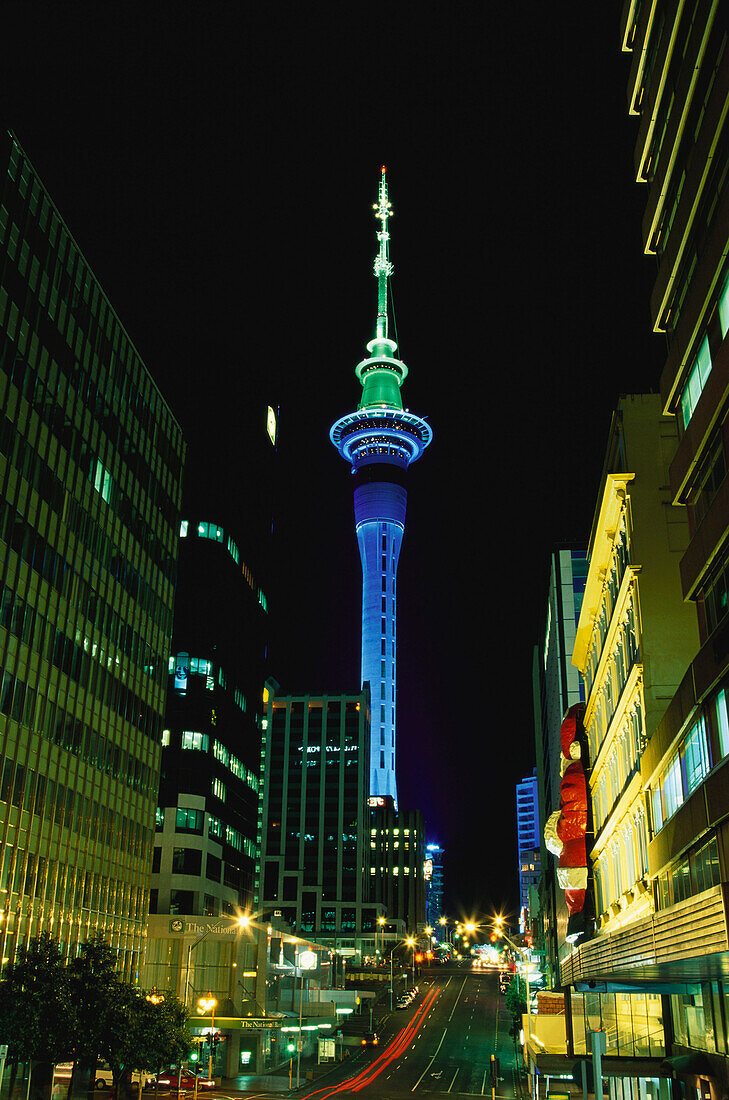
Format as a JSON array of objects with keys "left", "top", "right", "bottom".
[{"left": 373, "top": 165, "right": 394, "bottom": 342}]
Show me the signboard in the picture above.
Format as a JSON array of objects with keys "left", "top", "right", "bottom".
[{"left": 188, "top": 1016, "right": 282, "bottom": 1030}]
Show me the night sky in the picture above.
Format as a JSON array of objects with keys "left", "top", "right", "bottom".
[{"left": 3, "top": 4, "right": 665, "bottom": 923}]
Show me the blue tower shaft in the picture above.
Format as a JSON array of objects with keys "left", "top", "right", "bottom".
[
  {"left": 330, "top": 167, "right": 431, "bottom": 809},
  {"left": 354, "top": 477, "right": 407, "bottom": 805}
]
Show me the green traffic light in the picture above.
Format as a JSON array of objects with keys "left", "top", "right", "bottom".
[{"left": 189, "top": 1051, "right": 198, "bottom": 1062}]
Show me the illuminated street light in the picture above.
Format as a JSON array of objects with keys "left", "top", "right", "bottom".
[{"left": 197, "top": 995, "right": 217, "bottom": 1080}]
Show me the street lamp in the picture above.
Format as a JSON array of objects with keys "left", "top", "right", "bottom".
[
  {"left": 377, "top": 916, "right": 386, "bottom": 962},
  {"left": 296, "top": 949, "right": 318, "bottom": 1088},
  {"left": 197, "top": 995, "right": 217, "bottom": 1080},
  {"left": 406, "top": 937, "right": 416, "bottom": 989}
]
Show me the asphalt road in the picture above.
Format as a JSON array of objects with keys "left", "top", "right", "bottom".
[{"left": 293, "top": 964, "right": 526, "bottom": 1100}]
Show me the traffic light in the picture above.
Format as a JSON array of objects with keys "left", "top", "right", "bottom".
[
  {"left": 490, "top": 1055, "right": 500, "bottom": 1085},
  {"left": 189, "top": 1051, "right": 199, "bottom": 1063},
  {"left": 286, "top": 1042, "right": 296, "bottom": 1054}
]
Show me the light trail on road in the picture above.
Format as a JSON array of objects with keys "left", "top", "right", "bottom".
[{"left": 299, "top": 985, "right": 441, "bottom": 1099}]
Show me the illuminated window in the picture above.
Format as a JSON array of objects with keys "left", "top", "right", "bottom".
[
  {"left": 181, "top": 730, "right": 208, "bottom": 751},
  {"left": 680, "top": 336, "right": 712, "bottom": 428},
  {"left": 716, "top": 690, "right": 729, "bottom": 758},
  {"left": 197, "top": 521, "right": 224, "bottom": 543},
  {"left": 719, "top": 271, "right": 729, "bottom": 338},
  {"left": 161, "top": 729, "right": 170, "bottom": 747},
  {"left": 213, "top": 778, "right": 226, "bottom": 802},
  {"left": 91, "top": 458, "right": 113, "bottom": 504},
  {"left": 180, "top": 520, "right": 188, "bottom": 537}
]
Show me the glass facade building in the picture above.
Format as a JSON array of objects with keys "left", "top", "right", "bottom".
[
  {"left": 0, "top": 133, "right": 184, "bottom": 977},
  {"left": 257, "top": 688, "right": 378, "bottom": 954},
  {"left": 150, "top": 505, "right": 271, "bottom": 920}
]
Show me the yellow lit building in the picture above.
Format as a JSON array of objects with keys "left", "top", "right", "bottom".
[{"left": 571, "top": 394, "right": 699, "bottom": 936}]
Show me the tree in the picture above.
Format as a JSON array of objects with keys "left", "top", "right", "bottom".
[
  {"left": 96, "top": 987, "right": 192, "bottom": 1094},
  {"left": 0, "top": 934, "right": 76, "bottom": 1064},
  {"left": 68, "top": 939, "right": 192, "bottom": 1095},
  {"left": 505, "top": 978, "right": 527, "bottom": 1037}
]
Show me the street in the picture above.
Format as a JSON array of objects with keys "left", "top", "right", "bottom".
[{"left": 290, "top": 964, "right": 525, "bottom": 1100}]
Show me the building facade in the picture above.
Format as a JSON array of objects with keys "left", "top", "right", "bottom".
[
  {"left": 369, "top": 802, "right": 426, "bottom": 936},
  {"left": 533, "top": 547, "right": 587, "bottom": 982},
  {"left": 424, "top": 841, "right": 444, "bottom": 929},
  {"left": 150, "top": 499, "right": 271, "bottom": 920},
  {"left": 552, "top": 396, "right": 700, "bottom": 1097},
  {"left": 517, "top": 767, "right": 540, "bottom": 923},
  {"left": 0, "top": 134, "right": 184, "bottom": 977},
  {"left": 256, "top": 687, "right": 380, "bottom": 957},
  {"left": 330, "top": 168, "right": 431, "bottom": 805}
]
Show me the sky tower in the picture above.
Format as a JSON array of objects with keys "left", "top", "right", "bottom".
[{"left": 330, "top": 167, "right": 432, "bottom": 806}]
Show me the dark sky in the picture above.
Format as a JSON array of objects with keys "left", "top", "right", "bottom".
[{"left": 3, "top": 4, "right": 664, "bottom": 922}]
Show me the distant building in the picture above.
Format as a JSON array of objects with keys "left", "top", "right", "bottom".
[
  {"left": 369, "top": 800, "right": 426, "bottom": 935},
  {"left": 532, "top": 547, "right": 587, "bottom": 983},
  {"left": 516, "top": 768, "right": 540, "bottom": 923},
  {"left": 0, "top": 134, "right": 184, "bottom": 977},
  {"left": 424, "top": 842, "right": 444, "bottom": 928},
  {"left": 256, "top": 686, "right": 380, "bottom": 958}
]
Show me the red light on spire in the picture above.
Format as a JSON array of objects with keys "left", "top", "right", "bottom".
[{"left": 381, "top": 164, "right": 387, "bottom": 174}]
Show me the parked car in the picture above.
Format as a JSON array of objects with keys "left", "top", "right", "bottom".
[{"left": 155, "top": 1070, "right": 215, "bottom": 1091}]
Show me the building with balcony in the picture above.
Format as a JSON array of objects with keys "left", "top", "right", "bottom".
[
  {"left": 572, "top": 395, "right": 699, "bottom": 940},
  {"left": 549, "top": 7, "right": 729, "bottom": 1098},
  {"left": 0, "top": 133, "right": 184, "bottom": 978}
]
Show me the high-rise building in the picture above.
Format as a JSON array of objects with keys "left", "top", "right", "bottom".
[
  {"left": 256, "top": 686, "right": 380, "bottom": 957},
  {"left": 533, "top": 547, "right": 586, "bottom": 982},
  {"left": 330, "top": 168, "right": 431, "bottom": 805},
  {"left": 368, "top": 801, "right": 426, "bottom": 935},
  {"left": 547, "top": 396, "right": 699, "bottom": 1093},
  {"left": 548, "top": 7, "right": 729, "bottom": 1096},
  {"left": 424, "top": 842, "right": 444, "bottom": 929},
  {"left": 149, "top": 497, "right": 271, "bottom": 920},
  {"left": 516, "top": 767, "right": 540, "bottom": 921},
  {"left": 0, "top": 133, "right": 185, "bottom": 977}
]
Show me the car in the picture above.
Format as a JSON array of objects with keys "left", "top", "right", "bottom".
[
  {"left": 360, "top": 1032, "right": 379, "bottom": 1047},
  {"left": 156, "top": 1070, "right": 215, "bottom": 1091}
]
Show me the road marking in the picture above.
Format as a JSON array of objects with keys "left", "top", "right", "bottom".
[
  {"left": 448, "top": 978, "right": 468, "bottom": 1022},
  {"left": 411, "top": 1027, "right": 448, "bottom": 1091},
  {"left": 447, "top": 1067, "right": 459, "bottom": 1092}
]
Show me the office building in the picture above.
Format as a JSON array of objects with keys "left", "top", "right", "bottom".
[
  {"left": 424, "top": 842, "right": 444, "bottom": 929},
  {"left": 0, "top": 133, "right": 184, "bottom": 977},
  {"left": 256, "top": 687, "right": 380, "bottom": 957},
  {"left": 532, "top": 547, "right": 587, "bottom": 983},
  {"left": 330, "top": 168, "right": 431, "bottom": 805},
  {"left": 516, "top": 767, "right": 540, "bottom": 922},
  {"left": 369, "top": 800, "right": 426, "bottom": 935},
  {"left": 149, "top": 494, "right": 271, "bottom": 920}
]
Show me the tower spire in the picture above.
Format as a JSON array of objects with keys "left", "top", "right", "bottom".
[
  {"left": 373, "top": 165, "right": 394, "bottom": 343},
  {"left": 330, "top": 168, "right": 432, "bottom": 809}
]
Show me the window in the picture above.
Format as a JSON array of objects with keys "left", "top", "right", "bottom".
[
  {"left": 212, "top": 778, "right": 226, "bottom": 802},
  {"left": 175, "top": 807, "right": 204, "bottom": 833},
  {"left": 716, "top": 690, "right": 729, "bottom": 758},
  {"left": 680, "top": 336, "right": 712, "bottom": 429},
  {"left": 181, "top": 730, "right": 208, "bottom": 751}
]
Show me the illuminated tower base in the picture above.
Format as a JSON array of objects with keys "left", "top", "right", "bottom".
[{"left": 331, "top": 167, "right": 431, "bottom": 806}]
